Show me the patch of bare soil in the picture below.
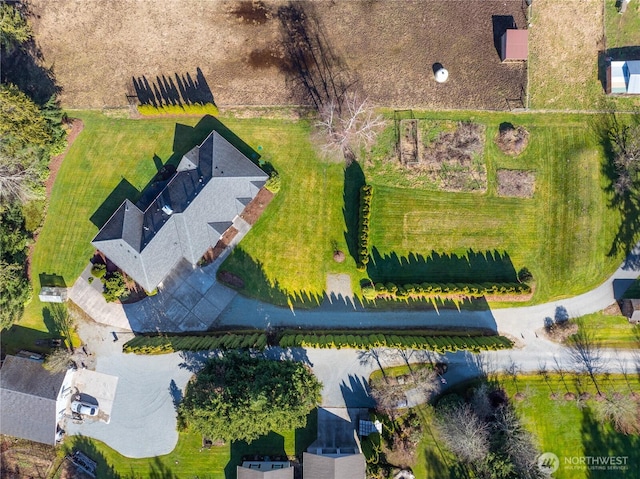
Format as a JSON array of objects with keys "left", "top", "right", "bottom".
[
  {"left": 200, "top": 227, "right": 239, "bottom": 265},
  {"left": 1, "top": 436, "right": 57, "bottom": 478},
  {"left": 30, "top": 0, "right": 527, "bottom": 110},
  {"left": 564, "top": 392, "right": 577, "bottom": 401},
  {"left": 402, "top": 121, "right": 487, "bottom": 192},
  {"left": 497, "top": 169, "right": 535, "bottom": 198},
  {"left": 218, "top": 270, "right": 245, "bottom": 289},
  {"left": 604, "top": 302, "right": 622, "bottom": 316},
  {"left": 240, "top": 187, "right": 274, "bottom": 225},
  {"left": 46, "top": 119, "right": 84, "bottom": 196},
  {"left": 495, "top": 123, "right": 529, "bottom": 156}
]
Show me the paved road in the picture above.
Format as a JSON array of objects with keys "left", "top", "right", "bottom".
[{"left": 68, "top": 245, "right": 640, "bottom": 457}]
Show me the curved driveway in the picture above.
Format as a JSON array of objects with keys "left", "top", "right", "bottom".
[{"left": 70, "top": 245, "right": 640, "bottom": 457}]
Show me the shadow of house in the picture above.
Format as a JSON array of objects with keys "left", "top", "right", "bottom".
[
  {"left": 367, "top": 247, "right": 517, "bottom": 284},
  {"left": 226, "top": 433, "right": 289, "bottom": 479},
  {"left": 91, "top": 119, "right": 267, "bottom": 293},
  {"left": 492, "top": 15, "right": 516, "bottom": 61},
  {"left": 132, "top": 68, "right": 215, "bottom": 108},
  {"left": 303, "top": 408, "right": 366, "bottom": 479}
]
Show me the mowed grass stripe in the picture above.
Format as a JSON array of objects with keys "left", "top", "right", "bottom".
[{"left": 370, "top": 120, "right": 621, "bottom": 304}]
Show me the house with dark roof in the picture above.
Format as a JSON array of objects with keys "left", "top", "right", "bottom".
[
  {"left": 302, "top": 408, "right": 366, "bottom": 479},
  {"left": 92, "top": 129, "right": 268, "bottom": 292},
  {"left": 237, "top": 460, "right": 293, "bottom": 479},
  {"left": 0, "top": 355, "right": 74, "bottom": 445},
  {"left": 302, "top": 451, "right": 366, "bottom": 479}
]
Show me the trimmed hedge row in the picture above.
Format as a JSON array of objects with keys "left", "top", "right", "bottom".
[
  {"left": 357, "top": 185, "right": 373, "bottom": 271},
  {"left": 137, "top": 103, "right": 219, "bottom": 116},
  {"left": 363, "top": 281, "right": 530, "bottom": 300},
  {"left": 279, "top": 332, "right": 513, "bottom": 352},
  {"left": 123, "top": 332, "right": 268, "bottom": 354}
]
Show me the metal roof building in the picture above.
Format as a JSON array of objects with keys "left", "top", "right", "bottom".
[
  {"left": 92, "top": 128, "right": 267, "bottom": 292},
  {"left": 501, "top": 29, "right": 528, "bottom": 62},
  {"left": 608, "top": 60, "right": 640, "bottom": 94}
]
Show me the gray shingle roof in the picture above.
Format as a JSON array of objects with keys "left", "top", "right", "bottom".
[
  {"left": 236, "top": 466, "right": 294, "bottom": 479},
  {"left": 0, "top": 356, "right": 65, "bottom": 445},
  {"left": 302, "top": 452, "right": 366, "bottom": 479},
  {"left": 92, "top": 129, "right": 268, "bottom": 292}
]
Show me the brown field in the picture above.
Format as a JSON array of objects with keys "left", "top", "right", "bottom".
[
  {"left": 29, "top": 0, "right": 527, "bottom": 110},
  {"left": 1, "top": 436, "right": 57, "bottom": 478}
]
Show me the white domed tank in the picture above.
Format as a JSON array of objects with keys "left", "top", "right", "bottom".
[{"left": 434, "top": 66, "right": 449, "bottom": 83}]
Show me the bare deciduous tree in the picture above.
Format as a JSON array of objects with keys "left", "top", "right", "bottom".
[
  {"left": 436, "top": 402, "right": 490, "bottom": 464},
  {"left": 315, "top": 93, "right": 386, "bottom": 161},
  {"left": 594, "top": 393, "right": 640, "bottom": 435},
  {"left": 567, "top": 321, "right": 607, "bottom": 394},
  {"left": 43, "top": 347, "right": 73, "bottom": 373}
]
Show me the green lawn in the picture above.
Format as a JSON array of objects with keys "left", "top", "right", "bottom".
[
  {"left": 6, "top": 110, "right": 630, "bottom": 350},
  {"left": 605, "top": 1, "right": 640, "bottom": 49},
  {"left": 59, "top": 410, "right": 317, "bottom": 478},
  {"left": 367, "top": 111, "right": 623, "bottom": 305},
  {"left": 572, "top": 311, "right": 640, "bottom": 349},
  {"left": 410, "top": 374, "right": 640, "bottom": 479}
]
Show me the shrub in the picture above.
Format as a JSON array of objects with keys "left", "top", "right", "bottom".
[
  {"left": 137, "top": 102, "right": 219, "bottom": 116},
  {"left": 361, "top": 283, "right": 378, "bottom": 300},
  {"left": 517, "top": 267, "right": 533, "bottom": 283},
  {"left": 102, "top": 272, "right": 127, "bottom": 302},
  {"left": 363, "top": 281, "right": 531, "bottom": 300},
  {"left": 356, "top": 185, "right": 373, "bottom": 269},
  {"left": 91, "top": 263, "right": 106, "bottom": 278},
  {"left": 265, "top": 171, "right": 281, "bottom": 193}
]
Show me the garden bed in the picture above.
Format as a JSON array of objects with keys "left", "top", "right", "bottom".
[{"left": 496, "top": 169, "right": 535, "bottom": 198}]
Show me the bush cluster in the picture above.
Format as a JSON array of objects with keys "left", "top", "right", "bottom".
[
  {"left": 265, "top": 171, "right": 281, "bottom": 193},
  {"left": 123, "top": 332, "right": 268, "bottom": 354},
  {"left": 367, "top": 281, "right": 530, "bottom": 300},
  {"left": 90, "top": 263, "right": 106, "bottom": 278},
  {"left": 137, "top": 103, "right": 219, "bottom": 117},
  {"left": 279, "top": 332, "right": 513, "bottom": 353},
  {"left": 357, "top": 185, "right": 373, "bottom": 271}
]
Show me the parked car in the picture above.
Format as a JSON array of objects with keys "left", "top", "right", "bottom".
[{"left": 71, "top": 401, "right": 98, "bottom": 416}]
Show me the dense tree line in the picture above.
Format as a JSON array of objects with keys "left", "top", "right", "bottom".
[
  {"left": 0, "top": 4, "right": 66, "bottom": 330},
  {"left": 178, "top": 352, "right": 321, "bottom": 443}
]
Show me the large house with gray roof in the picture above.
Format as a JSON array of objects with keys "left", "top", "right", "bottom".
[
  {"left": 0, "top": 355, "right": 74, "bottom": 445},
  {"left": 92, "top": 129, "right": 267, "bottom": 292}
]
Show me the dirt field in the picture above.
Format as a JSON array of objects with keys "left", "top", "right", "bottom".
[
  {"left": 1, "top": 436, "right": 57, "bottom": 478},
  {"left": 28, "top": 0, "right": 527, "bottom": 110}
]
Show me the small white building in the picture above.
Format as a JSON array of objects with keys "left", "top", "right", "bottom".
[{"left": 608, "top": 60, "right": 640, "bottom": 94}]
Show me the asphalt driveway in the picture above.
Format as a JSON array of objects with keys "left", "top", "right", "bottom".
[{"left": 66, "top": 320, "right": 195, "bottom": 458}]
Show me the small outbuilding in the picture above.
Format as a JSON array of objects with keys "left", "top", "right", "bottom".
[
  {"left": 501, "top": 29, "right": 528, "bottom": 62},
  {"left": 621, "top": 298, "right": 640, "bottom": 323},
  {"left": 608, "top": 60, "right": 640, "bottom": 94}
]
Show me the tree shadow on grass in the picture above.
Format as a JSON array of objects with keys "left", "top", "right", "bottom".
[
  {"left": 90, "top": 116, "right": 261, "bottom": 229},
  {"left": 591, "top": 109, "right": 640, "bottom": 270},
  {"left": 367, "top": 247, "right": 518, "bottom": 284},
  {"left": 579, "top": 407, "right": 640, "bottom": 479},
  {"left": 63, "top": 435, "right": 121, "bottom": 479},
  {"left": 218, "top": 247, "right": 323, "bottom": 308},
  {"left": 343, "top": 161, "right": 366, "bottom": 263},
  {"left": 224, "top": 433, "right": 286, "bottom": 479}
]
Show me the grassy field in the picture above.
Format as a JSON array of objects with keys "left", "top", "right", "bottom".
[
  {"left": 409, "top": 374, "right": 640, "bottom": 479},
  {"left": 59, "top": 410, "right": 316, "bottom": 478},
  {"left": 367, "top": 111, "right": 623, "bottom": 305},
  {"left": 605, "top": 1, "right": 640, "bottom": 49},
  {"left": 529, "top": 0, "right": 640, "bottom": 110},
  {"left": 572, "top": 311, "right": 639, "bottom": 349}
]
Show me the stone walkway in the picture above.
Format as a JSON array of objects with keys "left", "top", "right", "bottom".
[{"left": 69, "top": 217, "right": 250, "bottom": 332}]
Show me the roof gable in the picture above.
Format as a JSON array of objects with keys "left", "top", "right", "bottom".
[
  {"left": 302, "top": 452, "right": 366, "bottom": 479},
  {"left": 92, "top": 126, "right": 267, "bottom": 292},
  {"left": 0, "top": 355, "right": 65, "bottom": 399}
]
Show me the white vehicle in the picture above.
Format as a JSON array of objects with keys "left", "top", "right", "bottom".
[{"left": 71, "top": 401, "right": 98, "bottom": 417}]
